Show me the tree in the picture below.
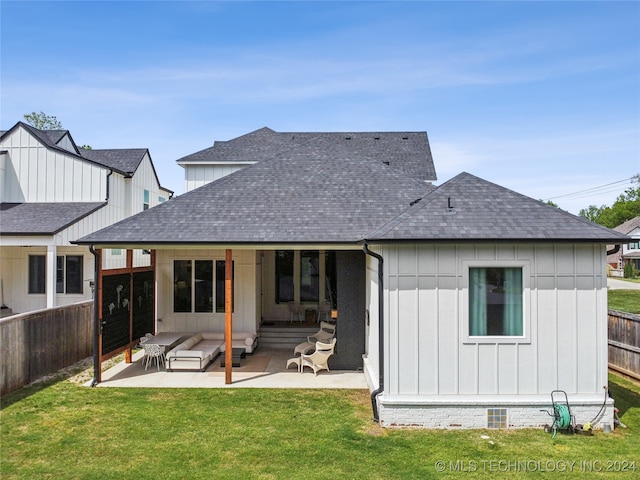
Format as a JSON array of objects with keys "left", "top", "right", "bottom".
[
  {"left": 579, "top": 174, "right": 640, "bottom": 228},
  {"left": 23, "top": 111, "right": 63, "bottom": 130}
]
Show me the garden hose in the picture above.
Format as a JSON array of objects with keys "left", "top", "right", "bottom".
[{"left": 552, "top": 404, "right": 571, "bottom": 439}]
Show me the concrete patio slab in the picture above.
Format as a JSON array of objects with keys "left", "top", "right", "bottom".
[{"left": 92, "top": 347, "right": 368, "bottom": 389}]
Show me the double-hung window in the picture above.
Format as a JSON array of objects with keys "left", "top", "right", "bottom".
[{"left": 467, "top": 265, "right": 526, "bottom": 340}]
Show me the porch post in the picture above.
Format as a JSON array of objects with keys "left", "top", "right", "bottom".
[
  {"left": 45, "top": 243, "right": 56, "bottom": 308},
  {"left": 225, "top": 249, "right": 233, "bottom": 384}
]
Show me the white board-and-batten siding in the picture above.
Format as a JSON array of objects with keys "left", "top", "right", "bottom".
[
  {"left": 183, "top": 164, "right": 251, "bottom": 192},
  {"left": 154, "top": 249, "right": 259, "bottom": 335},
  {"left": 0, "top": 126, "right": 106, "bottom": 203},
  {"left": 368, "top": 243, "right": 613, "bottom": 428},
  {"left": 382, "top": 243, "right": 607, "bottom": 397}
]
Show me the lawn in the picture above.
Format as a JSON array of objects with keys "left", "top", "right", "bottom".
[
  {"left": 1, "top": 369, "right": 638, "bottom": 479},
  {"left": 609, "top": 289, "right": 640, "bottom": 314}
]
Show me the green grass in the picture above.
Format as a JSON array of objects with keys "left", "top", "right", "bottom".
[
  {"left": 608, "top": 289, "right": 640, "bottom": 314},
  {"left": 1, "top": 371, "right": 639, "bottom": 479}
]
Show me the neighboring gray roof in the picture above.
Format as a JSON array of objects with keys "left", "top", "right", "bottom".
[
  {"left": 76, "top": 136, "right": 434, "bottom": 245},
  {"left": 74, "top": 141, "right": 628, "bottom": 247},
  {"left": 366, "top": 172, "right": 631, "bottom": 243},
  {"left": 176, "top": 127, "right": 437, "bottom": 182},
  {"left": 0, "top": 202, "right": 106, "bottom": 235},
  {"left": 79, "top": 148, "right": 148, "bottom": 176},
  {"left": 613, "top": 216, "right": 640, "bottom": 235}
]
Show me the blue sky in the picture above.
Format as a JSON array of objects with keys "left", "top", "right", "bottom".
[{"left": 2, "top": 1, "right": 639, "bottom": 214}]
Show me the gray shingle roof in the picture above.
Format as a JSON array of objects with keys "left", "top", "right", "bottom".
[
  {"left": 176, "top": 127, "right": 437, "bottom": 182},
  {"left": 0, "top": 202, "right": 106, "bottom": 235},
  {"left": 613, "top": 216, "right": 640, "bottom": 235},
  {"left": 76, "top": 136, "right": 433, "bottom": 245},
  {"left": 366, "top": 172, "right": 631, "bottom": 243},
  {"left": 74, "top": 136, "right": 628, "bottom": 247},
  {"left": 79, "top": 148, "right": 148, "bottom": 176}
]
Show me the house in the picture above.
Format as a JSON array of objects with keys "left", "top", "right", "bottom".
[
  {"left": 74, "top": 127, "right": 629, "bottom": 429},
  {"left": 0, "top": 121, "right": 172, "bottom": 315},
  {"left": 607, "top": 216, "right": 640, "bottom": 273}
]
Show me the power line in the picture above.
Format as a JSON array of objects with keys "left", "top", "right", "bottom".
[{"left": 545, "top": 177, "right": 635, "bottom": 201}]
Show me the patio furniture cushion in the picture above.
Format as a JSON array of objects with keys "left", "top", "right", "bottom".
[{"left": 165, "top": 331, "right": 259, "bottom": 372}]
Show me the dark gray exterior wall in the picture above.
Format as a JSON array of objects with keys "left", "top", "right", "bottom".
[{"left": 331, "top": 251, "right": 366, "bottom": 370}]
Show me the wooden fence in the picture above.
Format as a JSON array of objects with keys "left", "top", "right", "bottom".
[
  {"left": 0, "top": 301, "right": 93, "bottom": 396},
  {"left": 608, "top": 309, "right": 640, "bottom": 381}
]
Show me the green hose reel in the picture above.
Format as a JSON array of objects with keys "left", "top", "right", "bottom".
[{"left": 543, "top": 390, "right": 575, "bottom": 438}]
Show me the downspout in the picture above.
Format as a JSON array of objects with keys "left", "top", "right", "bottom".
[
  {"left": 89, "top": 245, "right": 100, "bottom": 387},
  {"left": 363, "top": 243, "right": 384, "bottom": 423},
  {"left": 606, "top": 245, "right": 620, "bottom": 256},
  {"left": 105, "top": 170, "right": 113, "bottom": 201}
]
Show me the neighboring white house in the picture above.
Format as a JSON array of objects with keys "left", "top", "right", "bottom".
[
  {"left": 75, "top": 128, "right": 629, "bottom": 429},
  {"left": 0, "top": 121, "right": 172, "bottom": 315}
]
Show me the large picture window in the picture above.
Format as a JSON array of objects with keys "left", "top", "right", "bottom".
[
  {"left": 469, "top": 267, "right": 523, "bottom": 336},
  {"left": 174, "top": 259, "right": 233, "bottom": 313}
]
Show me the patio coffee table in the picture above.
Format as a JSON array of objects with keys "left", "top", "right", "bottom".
[{"left": 219, "top": 348, "right": 247, "bottom": 367}]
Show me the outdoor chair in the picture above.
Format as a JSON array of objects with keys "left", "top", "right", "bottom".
[
  {"left": 300, "top": 338, "right": 336, "bottom": 376},
  {"left": 142, "top": 343, "right": 165, "bottom": 371},
  {"left": 288, "top": 301, "right": 303, "bottom": 323},
  {"left": 293, "top": 321, "right": 336, "bottom": 356},
  {"left": 317, "top": 300, "right": 331, "bottom": 323}
]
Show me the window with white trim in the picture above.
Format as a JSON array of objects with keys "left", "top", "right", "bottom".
[{"left": 469, "top": 267, "right": 523, "bottom": 336}]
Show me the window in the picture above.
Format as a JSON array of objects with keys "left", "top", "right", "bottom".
[
  {"left": 215, "top": 260, "right": 234, "bottom": 313},
  {"left": 469, "top": 267, "right": 523, "bottom": 336},
  {"left": 275, "top": 250, "right": 335, "bottom": 305},
  {"left": 300, "top": 250, "right": 319, "bottom": 302},
  {"left": 195, "top": 260, "right": 213, "bottom": 313},
  {"left": 28, "top": 255, "right": 46, "bottom": 294},
  {"left": 173, "top": 260, "right": 233, "bottom": 313},
  {"left": 143, "top": 189, "right": 150, "bottom": 210},
  {"left": 174, "top": 260, "right": 192, "bottom": 312},
  {"left": 629, "top": 241, "right": 640, "bottom": 250},
  {"left": 275, "top": 251, "right": 294, "bottom": 303},
  {"left": 111, "top": 249, "right": 122, "bottom": 255},
  {"left": 158, "top": 196, "right": 166, "bottom": 203},
  {"left": 56, "top": 256, "right": 83, "bottom": 294}
]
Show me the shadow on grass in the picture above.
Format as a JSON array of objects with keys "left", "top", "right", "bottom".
[
  {"left": 1, "top": 356, "right": 96, "bottom": 410},
  {"left": 609, "top": 375, "right": 640, "bottom": 418}
]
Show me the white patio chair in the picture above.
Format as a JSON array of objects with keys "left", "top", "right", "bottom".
[
  {"left": 292, "top": 321, "right": 336, "bottom": 357},
  {"left": 300, "top": 338, "right": 336, "bottom": 376},
  {"left": 288, "top": 301, "right": 303, "bottom": 323},
  {"left": 142, "top": 343, "right": 165, "bottom": 371}
]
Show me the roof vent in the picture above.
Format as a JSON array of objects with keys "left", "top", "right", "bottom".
[
  {"left": 374, "top": 136, "right": 380, "bottom": 140},
  {"left": 345, "top": 136, "right": 351, "bottom": 140},
  {"left": 402, "top": 136, "right": 408, "bottom": 140},
  {"left": 382, "top": 161, "right": 390, "bottom": 165},
  {"left": 447, "top": 197, "right": 454, "bottom": 209}
]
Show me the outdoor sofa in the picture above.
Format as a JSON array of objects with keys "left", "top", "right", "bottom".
[{"left": 165, "top": 332, "right": 258, "bottom": 371}]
